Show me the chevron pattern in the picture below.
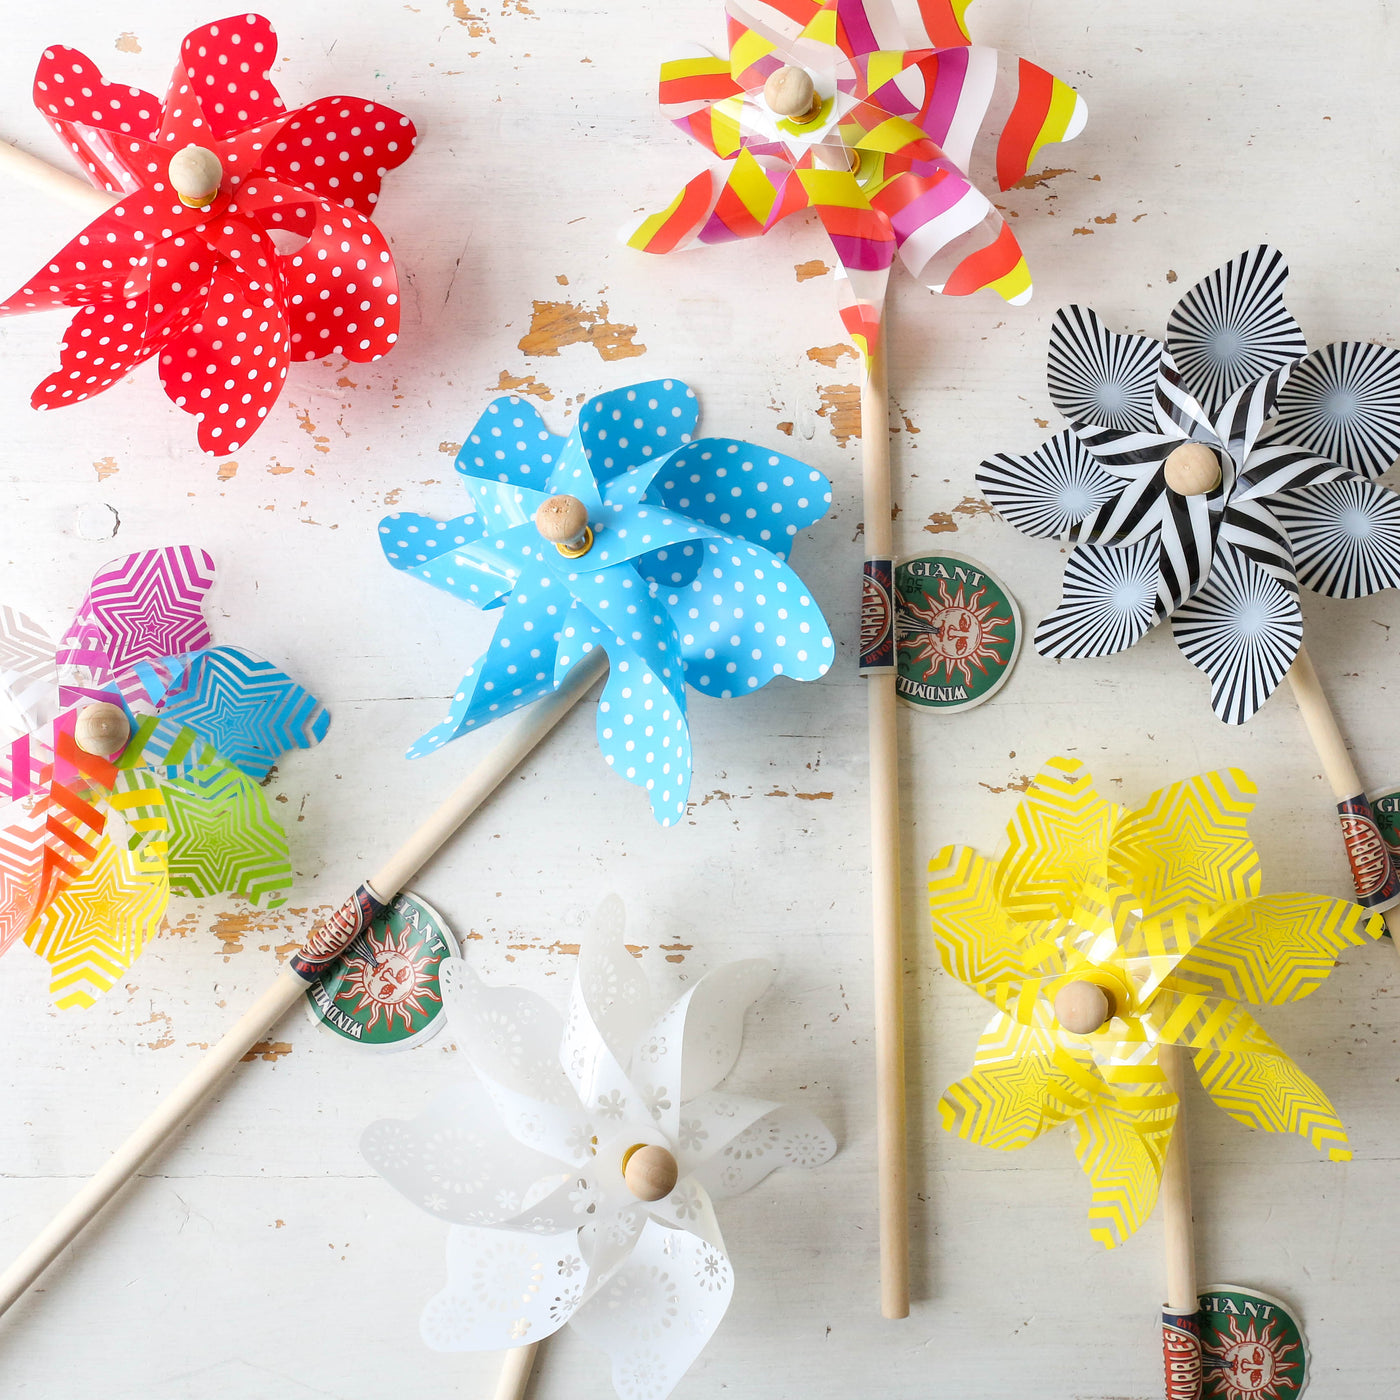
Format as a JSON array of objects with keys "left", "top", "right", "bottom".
[
  {"left": 155, "top": 646, "right": 330, "bottom": 780},
  {"left": 1073, "top": 1089, "right": 1176, "bottom": 1249},
  {"left": 1167, "top": 894, "right": 1381, "bottom": 1005},
  {"left": 996, "top": 757, "right": 1119, "bottom": 921},
  {"left": 162, "top": 763, "right": 295, "bottom": 907},
  {"left": 0, "top": 607, "right": 58, "bottom": 740},
  {"left": 1109, "top": 767, "right": 1260, "bottom": 915},
  {"left": 24, "top": 838, "right": 169, "bottom": 1009},
  {"left": 927, "top": 844, "right": 1032, "bottom": 991}
]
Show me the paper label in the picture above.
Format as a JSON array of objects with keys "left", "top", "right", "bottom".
[
  {"left": 289, "top": 883, "right": 387, "bottom": 981},
  {"left": 305, "top": 891, "right": 458, "bottom": 1051},
  {"left": 893, "top": 553, "right": 1021, "bottom": 712},
  {"left": 1336, "top": 793, "right": 1400, "bottom": 911},
  {"left": 1199, "top": 1284, "right": 1309, "bottom": 1398},
  {"left": 1162, "top": 1308, "right": 1202, "bottom": 1400},
  {"left": 859, "top": 557, "right": 895, "bottom": 673}
]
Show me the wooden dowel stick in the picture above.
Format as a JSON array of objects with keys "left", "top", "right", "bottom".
[
  {"left": 1159, "top": 1043, "right": 1197, "bottom": 1316},
  {"left": 0, "top": 648, "right": 607, "bottom": 1320},
  {"left": 0, "top": 139, "right": 117, "bottom": 216},
  {"left": 862, "top": 322, "right": 909, "bottom": 1320},
  {"left": 493, "top": 1344, "right": 539, "bottom": 1400}
]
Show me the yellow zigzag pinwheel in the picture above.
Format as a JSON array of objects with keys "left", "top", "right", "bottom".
[{"left": 929, "top": 756, "right": 1381, "bottom": 1248}]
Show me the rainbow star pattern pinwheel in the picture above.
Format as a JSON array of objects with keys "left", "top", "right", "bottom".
[
  {"left": 362, "top": 896, "right": 835, "bottom": 1400},
  {"left": 0, "top": 547, "right": 329, "bottom": 1008},
  {"left": 928, "top": 756, "right": 1380, "bottom": 1248},
  {"left": 626, "top": 0, "right": 1086, "bottom": 360},
  {"left": 379, "top": 379, "right": 835, "bottom": 824},
  {"left": 0, "top": 13, "right": 416, "bottom": 453},
  {"left": 977, "top": 246, "right": 1400, "bottom": 724}
]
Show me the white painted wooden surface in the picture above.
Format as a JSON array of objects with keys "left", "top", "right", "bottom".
[{"left": 1, "top": 1, "right": 1398, "bottom": 1396}]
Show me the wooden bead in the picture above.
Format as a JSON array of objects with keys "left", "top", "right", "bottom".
[
  {"left": 535, "top": 494, "right": 590, "bottom": 547},
  {"left": 622, "top": 1144, "right": 679, "bottom": 1202},
  {"left": 1053, "top": 980, "right": 1110, "bottom": 1036},
  {"left": 763, "top": 66, "right": 820, "bottom": 120},
  {"left": 1163, "top": 441, "right": 1222, "bottom": 496},
  {"left": 168, "top": 145, "right": 223, "bottom": 208},
  {"left": 74, "top": 702, "right": 130, "bottom": 757}
]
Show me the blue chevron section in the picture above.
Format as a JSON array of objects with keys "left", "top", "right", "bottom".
[{"left": 155, "top": 647, "right": 330, "bottom": 779}]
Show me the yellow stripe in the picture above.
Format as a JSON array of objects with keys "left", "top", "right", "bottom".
[
  {"left": 660, "top": 56, "right": 731, "bottom": 82},
  {"left": 801, "top": 7, "right": 837, "bottom": 45},
  {"left": 627, "top": 185, "right": 694, "bottom": 251},
  {"left": 727, "top": 148, "right": 778, "bottom": 223},
  {"left": 853, "top": 115, "right": 926, "bottom": 155},
  {"left": 796, "top": 167, "right": 870, "bottom": 208},
  {"left": 986, "top": 254, "right": 1032, "bottom": 303},
  {"left": 710, "top": 98, "right": 746, "bottom": 158},
  {"left": 729, "top": 28, "right": 775, "bottom": 79},
  {"left": 863, "top": 50, "right": 908, "bottom": 93}
]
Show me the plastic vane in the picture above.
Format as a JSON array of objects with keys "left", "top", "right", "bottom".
[
  {"left": 977, "top": 245, "right": 1400, "bottom": 725},
  {"left": 0, "top": 547, "right": 329, "bottom": 1008},
  {"left": 625, "top": 0, "right": 1087, "bottom": 362},
  {"left": 928, "top": 756, "right": 1380, "bottom": 1248},
  {"left": 0, "top": 13, "right": 417, "bottom": 452},
  {"left": 362, "top": 896, "right": 835, "bottom": 1400},
  {"left": 379, "top": 379, "right": 835, "bottom": 824}
]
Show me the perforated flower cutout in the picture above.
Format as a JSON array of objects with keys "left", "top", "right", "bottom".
[
  {"left": 626, "top": 0, "right": 1085, "bottom": 362},
  {"left": 977, "top": 246, "right": 1400, "bottom": 723},
  {"left": 362, "top": 896, "right": 835, "bottom": 1400},
  {"left": 0, "top": 547, "right": 328, "bottom": 1007},
  {"left": 379, "top": 379, "right": 835, "bottom": 825},
  {"left": 0, "top": 13, "right": 416, "bottom": 452},
  {"left": 929, "top": 756, "right": 1380, "bottom": 1247}
]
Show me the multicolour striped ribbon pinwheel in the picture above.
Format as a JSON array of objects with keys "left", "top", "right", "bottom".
[
  {"left": 0, "top": 13, "right": 416, "bottom": 453},
  {"left": 0, "top": 546, "right": 328, "bottom": 1007},
  {"left": 627, "top": 0, "right": 1089, "bottom": 1315},
  {"left": 931, "top": 756, "right": 1373, "bottom": 1398}
]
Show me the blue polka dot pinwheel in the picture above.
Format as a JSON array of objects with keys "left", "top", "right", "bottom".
[{"left": 379, "top": 379, "right": 836, "bottom": 825}]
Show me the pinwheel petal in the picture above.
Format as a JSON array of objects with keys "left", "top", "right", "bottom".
[
  {"left": 1034, "top": 537, "right": 1162, "bottom": 660},
  {"left": 259, "top": 98, "right": 416, "bottom": 212},
  {"left": 0, "top": 609, "right": 59, "bottom": 740},
  {"left": 570, "top": 1221, "right": 732, "bottom": 1398},
  {"left": 379, "top": 512, "right": 518, "bottom": 610},
  {"left": 571, "top": 895, "right": 656, "bottom": 1067},
  {"left": 31, "top": 300, "right": 165, "bottom": 409},
  {"left": 1045, "top": 306, "right": 1161, "bottom": 435},
  {"left": 586, "top": 505, "right": 717, "bottom": 570},
  {"left": 455, "top": 396, "right": 563, "bottom": 496},
  {"left": 0, "top": 207, "right": 159, "bottom": 318},
  {"left": 659, "top": 47, "right": 746, "bottom": 158},
  {"left": 927, "top": 844, "right": 1031, "bottom": 990},
  {"left": 646, "top": 438, "right": 832, "bottom": 557},
  {"left": 1164, "top": 244, "right": 1307, "bottom": 421},
  {"left": 1110, "top": 766, "right": 1260, "bottom": 914},
  {"left": 1165, "top": 894, "right": 1379, "bottom": 1005},
  {"left": 595, "top": 651, "right": 693, "bottom": 825},
  {"left": 421, "top": 1224, "right": 588, "bottom": 1351},
  {"left": 1271, "top": 474, "right": 1400, "bottom": 598},
  {"left": 555, "top": 604, "right": 608, "bottom": 685},
  {"left": 665, "top": 538, "right": 833, "bottom": 694},
  {"left": 23, "top": 836, "right": 169, "bottom": 1011},
  {"left": 174, "top": 14, "right": 285, "bottom": 140},
  {"left": 578, "top": 381, "right": 701, "bottom": 487},
  {"left": 564, "top": 567, "right": 687, "bottom": 709},
  {"left": 154, "top": 646, "right": 330, "bottom": 779},
  {"left": 977, "top": 428, "right": 1124, "bottom": 541},
  {"left": 1171, "top": 540, "right": 1303, "bottom": 725},
  {"left": 671, "top": 1091, "right": 781, "bottom": 1174},
  {"left": 161, "top": 761, "right": 294, "bottom": 905},
  {"left": 1211, "top": 362, "right": 1291, "bottom": 468},
  {"left": 1264, "top": 340, "right": 1400, "bottom": 480},
  {"left": 1072, "top": 1091, "right": 1175, "bottom": 1250},
  {"left": 993, "top": 757, "right": 1119, "bottom": 922},
  {"left": 689, "top": 1104, "right": 836, "bottom": 1202}
]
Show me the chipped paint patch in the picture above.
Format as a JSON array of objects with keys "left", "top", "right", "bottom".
[
  {"left": 217, "top": 460, "right": 239, "bottom": 480},
  {"left": 384, "top": 487, "right": 403, "bottom": 506},
  {"left": 447, "top": 0, "right": 492, "bottom": 36},
  {"left": 292, "top": 405, "right": 331, "bottom": 454},
  {"left": 953, "top": 494, "right": 995, "bottom": 518},
  {"left": 494, "top": 370, "right": 555, "bottom": 401},
  {"left": 267, "top": 459, "right": 292, "bottom": 475},
  {"left": 115, "top": 32, "right": 142, "bottom": 53},
  {"left": 795, "top": 259, "right": 830, "bottom": 282},
  {"left": 775, "top": 421, "right": 794, "bottom": 436},
  {"left": 141, "top": 1009, "right": 175, "bottom": 1051},
  {"left": 518, "top": 299, "right": 646, "bottom": 361},
  {"left": 979, "top": 775, "right": 1033, "bottom": 794},
  {"left": 924, "top": 512, "right": 957, "bottom": 534},
  {"left": 242, "top": 1040, "right": 293, "bottom": 1063},
  {"left": 765, "top": 788, "right": 834, "bottom": 800},
  {"left": 439, "top": 441, "right": 463, "bottom": 455},
  {"left": 93, "top": 456, "right": 119, "bottom": 482},
  {"left": 923, "top": 496, "right": 995, "bottom": 533},
  {"left": 815, "top": 383, "right": 861, "bottom": 447},
  {"left": 806, "top": 344, "right": 857, "bottom": 368},
  {"left": 1012, "top": 166, "right": 1073, "bottom": 191}
]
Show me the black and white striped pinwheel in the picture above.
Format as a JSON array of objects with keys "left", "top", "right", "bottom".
[{"left": 977, "top": 245, "right": 1400, "bottom": 723}]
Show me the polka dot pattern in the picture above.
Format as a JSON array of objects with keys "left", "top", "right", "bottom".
[
  {"left": 6, "top": 15, "right": 416, "bottom": 454},
  {"left": 384, "top": 380, "right": 836, "bottom": 826}
]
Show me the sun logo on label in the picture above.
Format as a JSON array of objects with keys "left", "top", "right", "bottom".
[
  {"left": 1203, "top": 1316, "right": 1302, "bottom": 1399},
  {"left": 898, "top": 578, "right": 1012, "bottom": 687},
  {"left": 336, "top": 925, "right": 442, "bottom": 1034}
]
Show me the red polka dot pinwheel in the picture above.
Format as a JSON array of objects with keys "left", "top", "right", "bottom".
[{"left": 0, "top": 13, "right": 417, "bottom": 453}]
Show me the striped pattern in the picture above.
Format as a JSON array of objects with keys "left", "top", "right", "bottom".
[
  {"left": 1047, "top": 305, "right": 1160, "bottom": 434},
  {"left": 630, "top": 0, "right": 1087, "bottom": 364},
  {"left": 1163, "top": 244, "right": 1307, "bottom": 419},
  {"left": 1265, "top": 339, "right": 1400, "bottom": 480},
  {"left": 1073, "top": 1090, "right": 1176, "bottom": 1250},
  {"left": 1034, "top": 537, "right": 1161, "bottom": 659},
  {"left": 927, "top": 844, "right": 1031, "bottom": 989},
  {"left": 977, "top": 429, "right": 1122, "bottom": 541},
  {"left": 993, "top": 756, "right": 1118, "bottom": 922},
  {"left": 1171, "top": 541, "right": 1303, "bottom": 725},
  {"left": 0, "top": 608, "right": 58, "bottom": 741},
  {"left": 1272, "top": 476, "right": 1400, "bottom": 598}
]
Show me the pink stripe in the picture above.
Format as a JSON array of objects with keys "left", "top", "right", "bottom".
[
  {"left": 837, "top": 0, "right": 879, "bottom": 60},
  {"left": 887, "top": 167, "right": 967, "bottom": 239},
  {"left": 921, "top": 47, "right": 967, "bottom": 147}
]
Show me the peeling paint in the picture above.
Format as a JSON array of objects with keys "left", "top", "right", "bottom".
[
  {"left": 815, "top": 383, "right": 861, "bottom": 447},
  {"left": 518, "top": 299, "right": 646, "bottom": 361},
  {"left": 765, "top": 788, "right": 834, "bottom": 800},
  {"left": 115, "top": 32, "right": 142, "bottom": 53},
  {"left": 141, "top": 1009, "right": 174, "bottom": 1051},
  {"left": 439, "top": 441, "right": 463, "bottom": 455},
  {"left": 493, "top": 370, "right": 555, "bottom": 401},
  {"left": 795, "top": 259, "right": 830, "bottom": 281},
  {"left": 292, "top": 405, "right": 331, "bottom": 453},
  {"left": 806, "top": 344, "right": 857, "bottom": 368},
  {"left": 383, "top": 487, "right": 403, "bottom": 506},
  {"left": 979, "top": 775, "right": 1034, "bottom": 794},
  {"left": 241, "top": 1040, "right": 293, "bottom": 1063},
  {"left": 93, "top": 456, "right": 119, "bottom": 482},
  {"left": 924, "top": 512, "right": 957, "bottom": 534},
  {"left": 922, "top": 495, "right": 995, "bottom": 534},
  {"left": 216, "top": 460, "right": 238, "bottom": 481},
  {"left": 775, "top": 421, "right": 794, "bottom": 436},
  {"left": 1011, "top": 166, "right": 1073, "bottom": 191}
]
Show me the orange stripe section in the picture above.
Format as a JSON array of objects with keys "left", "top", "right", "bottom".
[
  {"left": 942, "top": 223, "right": 1023, "bottom": 297},
  {"left": 996, "top": 59, "right": 1054, "bottom": 192}
]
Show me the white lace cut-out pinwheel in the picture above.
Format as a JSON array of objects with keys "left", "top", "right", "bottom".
[
  {"left": 379, "top": 379, "right": 835, "bottom": 825},
  {"left": 0, "top": 13, "right": 416, "bottom": 453},
  {"left": 0, "top": 546, "right": 328, "bottom": 1007},
  {"left": 362, "top": 896, "right": 835, "bottom": 1400},
  {"left": 976, "top": 244, "right": 1400, "bottom": 726}
]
